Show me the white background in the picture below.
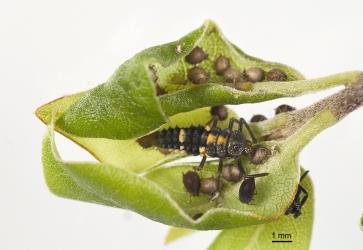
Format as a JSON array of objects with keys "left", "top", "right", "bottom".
[{"left": 1, "top": 0, "right": 363, "bottom": 249}]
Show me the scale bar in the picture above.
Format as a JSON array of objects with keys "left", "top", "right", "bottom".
[{"left": 272, "top": 240, "right": 293, "bottom": 243}]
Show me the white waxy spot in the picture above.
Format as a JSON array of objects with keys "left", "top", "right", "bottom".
[{"left": 175, "top": 45, "right": 182, "bottom": 54}]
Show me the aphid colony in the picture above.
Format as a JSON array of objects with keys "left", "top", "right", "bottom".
[
  {"left": 156, "top": 105, "right": 270, "bottom": 205},
  {"left": 156, "top": 103, "right": 309, "bottom": 218},
  {"left": 184, "top": 46, "right": 289, "bottom": 90}
]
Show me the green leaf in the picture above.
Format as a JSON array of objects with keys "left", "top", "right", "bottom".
[
  {"left": 208, "top": 168, "right": 313, "bottom": 250},
  {"left": 40, "top": 77, "right": 363, "bottom": 229},
  {"left": 36, "top": 17, "right": 363, "bottom": 231},
  {"left": 144, "top": 110, "right": 332, "bottom": 229},
  {"left": 42, "top": 127, "right": 192, "bottom": 226},
  {"left": 37, "top": 101, "right": 237, "bottom": 173},
  {"left": 36, "top": 20, "right": 361, "bottom": 140},
  {"left": 160, "top": 71, "right": 360, "bottom": 116},
  {"left": 164, "top": 227, "right": 195, "bottom": 245},
  {"left": 39, "top": 101, "right": 342, "bottom": 229}
]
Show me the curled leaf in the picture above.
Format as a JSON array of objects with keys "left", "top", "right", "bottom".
[
  {"left": 36, "top": 20, "right": 361, "bottom": 140},
  {"left": 38, "top": 104, "right": 237, "bottom": 173},
  {"left": 40, "top": 76, "right": 363, "bottom": 230}
]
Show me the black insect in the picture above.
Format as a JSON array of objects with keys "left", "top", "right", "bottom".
[
  {"left": 285, "top": 170, "right": 309, "bottom": 218},
  {"left": 275, "top": 104, "right": 296, "bottom": 115},
  {"left": 156, "top": 108, "right": 269, "bottom": 203},
  {"left": 239, "top": 173, "right": 269, "bottom": 204}
]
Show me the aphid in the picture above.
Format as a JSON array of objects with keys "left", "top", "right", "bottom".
[
  {"left": 223, "top": 68, "right": 243, "bottom": 83},
  {"left": 210, "top": 105, "right": 228, "bottom": 121},
  {"left": 200, "top": 177, "right": 221, "bottom": 196},
  {"left": 187, "top": 67, "right": 210, "bottom": 84},
  {"left": 185, "top": 46, "right": 208, "bottom": 64},
  {"left": 239, "top": 173, "right": 269, "bottom": 204},
  {"left": 245, "top": 67, "right": 265, "bottom": 83},
  {"left": 249, "top": 147, "right": 271, "bottom": 165},
  {"left": 266, "top": 68, "right": 288, "bottom": 81},
  {"left": 285, "top": 171, "right": 309, "bottom": 218},
  {"left": 157, "top": 112, "right": 269, "bottom": 202},
  {"left": 275, "top": 104, "right": 296, "bottom": 115},
  {"left": 182, "top": 171, "right": 200, "bottom": 196},
  {"left": 250, "top": 114, "right": 267, "bottom": 123},
  {"left": 222, "top": 164, "right": 243, "bottom": 182},
  {"left": 214, "top": 56, "right": 230, "bottom": 75}
]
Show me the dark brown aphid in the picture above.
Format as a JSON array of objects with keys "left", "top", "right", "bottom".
[
  {"left": 266, "top": 68, "right": 288, "bottom": 81},
  {"left": 223, "top": 68, "right": 243, "bottom": 83},
  {"left": 157, "top": 117, "right": 269, "bottom": 204},
  {"left": 183, "top": 171, "right": 201, "bottom": 196},
  {"left": 239, "top": 173, "right": 269, "bottom": 204},
  {"left": 200, "top": 177, "right": 220, "bottom": 195},
  {"left": 185, "top": 46, "right": 208, "bottom": 64},
  {"left": 222, "top": 165, "right": 242, "bottom": 182},
  {"left": 245, "top": 67, "right": 265, "bottom": 83},
  {"left": 275, "top": 104, "right": 296, "bottom": 115},
  {"left": 250, "top": 114, "right": 267, "bottom": 123},
  {"left": 214, "top": 56, "right": 230, "bottom": 75},
  {"left": 249, "top": 147, "right": 271, "bottom": 165},
  {"left": 188, "top": 67, "right": 210, "bottom": 84},
  {"left": 211, "top": 105, "right": 228, "bottom": 121}
]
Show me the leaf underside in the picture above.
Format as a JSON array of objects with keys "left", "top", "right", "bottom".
[
  {"left": 164, "top": 168, "right": 314, "bottom": 250},
  {"left": 42, "top": 103, "right": 334, "bottom": 229},
  {"left": 208, "top": 169, "right": 314, "bottom": 250}
]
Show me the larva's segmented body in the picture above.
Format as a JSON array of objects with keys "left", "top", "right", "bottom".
[
  {"left": 157, "top": 115, "right": 270, "bottom": 206},
  {"left": 156, "top": 125, "right": 245, "bottom": 158},
  {"left": 156, "top": 126, "right": 204, "bottom": 156}
]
